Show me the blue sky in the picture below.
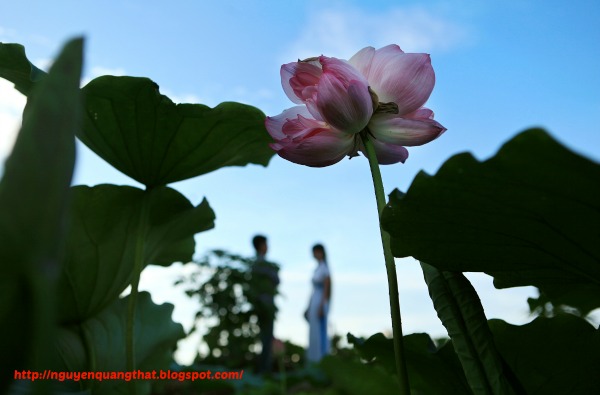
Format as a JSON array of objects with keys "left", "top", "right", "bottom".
[{"left": 1, "top": 0, "right": 599, "bottom": 363}]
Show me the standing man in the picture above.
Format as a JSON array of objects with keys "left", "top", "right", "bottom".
[{"left": 250, "top": 235, "right": 280, "bottom": 374}]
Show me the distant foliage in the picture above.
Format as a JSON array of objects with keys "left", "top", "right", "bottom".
[
  {"left": 177, "top": 250, "right": 262, "bottom": 368},
  {"left": 177, "top": 250, "right": 308, "bottom": 372}
]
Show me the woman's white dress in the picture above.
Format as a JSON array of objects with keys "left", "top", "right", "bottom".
[{"left": 307, "top": 261, "right": 330, "bottom": 362}]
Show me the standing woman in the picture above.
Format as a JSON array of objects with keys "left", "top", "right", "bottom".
[{"left": 305, "top": 243, "right": 331, "bottom": 363}]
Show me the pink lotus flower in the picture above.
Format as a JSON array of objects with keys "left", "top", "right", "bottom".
[{"left": 266, "top": 45, "right": 446, "bottom": 167}]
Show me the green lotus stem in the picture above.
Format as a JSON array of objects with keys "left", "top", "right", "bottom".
[
  {"left": 361, "top": 132, "right": 411, "bottom": 395},
  {"left": 127, "top": 192, "right": 151, "bottom": 394}
]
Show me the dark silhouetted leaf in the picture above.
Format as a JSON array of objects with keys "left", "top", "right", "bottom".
[
  {"left": 421, "top": 263, "right": 521, "bottom": 395},
  {"left": 79, "top": 76, "right": 274, "bottom": 187},
  {"left": 57, "top": 185, "right": 215, "bottom": 323},
  {"left": 0, "top": 38, "right": 82, "bottom": 393},
  {"left": 55, "top": 292, "right": 185, "bottom": 395},
  {"left": 490, "top": 315, "right": 600, "bottom": 394},
  {"left": 320, "top": 355, "right": 398, "bottom": 395},
  {"left": 0, "top": 43, "right": 47, "bottom": 95},
  {"left": 382, "top": 129, "right": 600, "bottom": 312},
  {"left": 350, "top": 332, "right": 471, "bottom": 394}
]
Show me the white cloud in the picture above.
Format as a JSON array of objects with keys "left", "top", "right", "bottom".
[
  {"left": 0, "top": 80, "right": 26, "bottom": 162},
  {"left": 284, "top": 5, "right": 469, "bottom": 61}
]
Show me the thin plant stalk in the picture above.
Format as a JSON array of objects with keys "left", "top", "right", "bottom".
[
  {"left": 278, "top": 354, "right": 286, "bottom": 395},
  {"left": 126, "top": 192, "right": 151, "bottom": 395},
  {"left": 361, "top": 131, "right": 411, "bottom": 394}
]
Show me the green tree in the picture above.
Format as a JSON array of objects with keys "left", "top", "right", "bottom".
[{"left": 177, "top": 250, "right": 281, "bottom": 369}]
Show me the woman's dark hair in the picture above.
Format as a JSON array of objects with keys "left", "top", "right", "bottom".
[{"left": 312, "top": 243, "right": 327, "bottom": 263}]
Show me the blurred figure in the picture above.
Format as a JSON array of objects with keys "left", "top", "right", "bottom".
[
  {"left": 305, "top": 243, "right": 331, "bottom": 363},
  {"left": 250, "top": 234, "right": 280, "bottom": 374}
]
